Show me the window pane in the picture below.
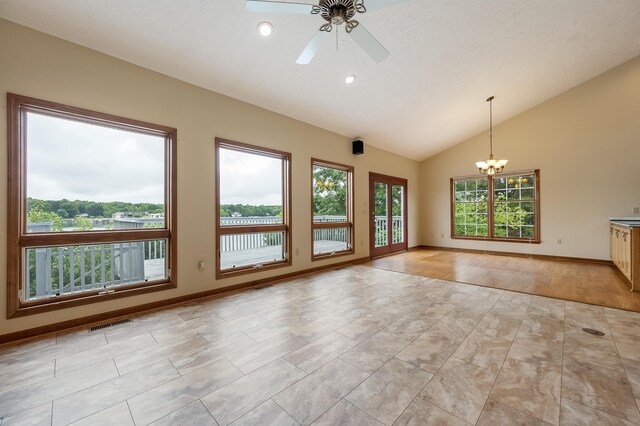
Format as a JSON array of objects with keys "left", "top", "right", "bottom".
[
  {"left": 521, "top": 226, "right": 535, "bottom": 238},
  {"left": 495, "top": 226, "right": 507, "bottom": 237},
  {"left": 508, "top": 226, "right": 522, "bottom": 238},
  {"left": 24, "top": 239, "right": 167, "bottom": 301},
  {"left": 220, "top": 232, "right": 285, "bottom": 270},
  {"left": 519, "top": 188, "right": 533, "bottom": 200},
  {"left": 26, "top": 112, "right": 166, "bottom": 233},
  {"left": 313, "top": 165, "right": 348, "bottom": 221},
  {"left": 507, "top": 189, "right": 519, "bottom": 200},
  {"left": 524, "top": 213, "right": 535, "bottom": 226},
  {"left": 374, "top": 183, "right": 388, "bottom": 247},
  {"left": 493, "top": 173, "right": 538, "bottom": 239},
  {"left": 314, "top": 228, "right": 350, "bottom": 255},
  {"left": 219, "top": 148, "right": 283, "bottom": 226},
  {"left": 392, "top": 185, "right": 405, "bottom": 244},
  {"left": 452, "top": 178, "right": 488, "bottom": 237},
  {"left": 521, "top": 202, "right": 535, "bottom": 213}
]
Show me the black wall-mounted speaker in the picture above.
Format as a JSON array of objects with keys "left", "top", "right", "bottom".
[{"left": 352, "top": 139, "right": 364, "bottom": 155}]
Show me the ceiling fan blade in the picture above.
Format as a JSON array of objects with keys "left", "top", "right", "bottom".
[
  {"left": 363, "top": 0, "right": 410, "bottom": 12},
  {"left": 348, "top": 24, "right": 390, "bottom": 63},
  {"left": 296, "top": 30, "right": 330, "bottom": 64},
  {"left": 245, "top": 0, "right": 315, "bottom": 14}
]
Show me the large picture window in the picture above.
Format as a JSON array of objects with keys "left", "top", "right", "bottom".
[
  {"left": 451, "top": 170, "right": 540, "bottom": 243},
  {"left": 7, "top": 93, "right": 177, "bottom": 317},
  {"left": 215, "top": 138, "right": 291, "bottom": 277},
  {"left": 312, "top": 159, "right": 354, "bottom": 259}
]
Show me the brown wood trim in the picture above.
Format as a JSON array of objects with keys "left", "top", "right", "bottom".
[
  {"left": 419, "top": 245, "right": 613, "bottom": 265},
  {"left": 20, "top": 229, "right": 171, "bottom": 247},
  {"left": 216, "top": 259, "right": 291, "bottom": 279},
  {"left": 167, "top": 128, "right": 178, "bottom": 287},
  {"left": 451, "top": 236, "right": 542, "bottom": 244},
  {"left": 7, "top": 94, "right": 21, "bottom": 319},
  {"left": 214, "top": 138, "right": 292, "bottom": 278},
  {"left": 311, "top": 158, "right": 355, "bottom": 173},
  {"left": 218, "top": 224, "right": 288, "bottom": 235},
  {"left": 312, "top": 222, "right": 352, "bottom": 230},
  {"left": 369, "top": 172, "right": 408, "bottom": 258},
  {"left": 311, "top": 159, "right": 354, "bottom": 262},
  {"left": 10, "top": 282, "right": 175, "bottom": 318},
  {"left": 8, "top": 93, "right": 176, "bottom": 136},
  {"left": 216, "top": 137, "right": 291, "bottom": 160},
  {"left": 313, "top": 249, "right": 356, "bottom": 260},
  {"left": 0, "top": 256, "right": 370, "bottom": 345},
  {"left": 7, "top": 93, "right": 178, "bottom": 318}
]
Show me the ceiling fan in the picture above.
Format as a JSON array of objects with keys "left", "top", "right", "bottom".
[{"left": 245, "top": 0, "right": 409, "bottom": 64}]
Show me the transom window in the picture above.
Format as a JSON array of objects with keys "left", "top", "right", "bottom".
[
  {"left": 7, "top": 93, "right": 177, "bottom": 317},
  {"left": 215, "top": 138, "right": 291, "bottom": 276},
  {"left": 451, "top": 170, "right": 540, "bottom": 243},
  {"left": 312, "top": 159, "right": 354, "bottom": 259}
]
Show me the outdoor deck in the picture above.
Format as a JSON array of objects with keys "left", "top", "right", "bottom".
[{"left": 220, "top": 240, "right": 347, "bottom": 270}]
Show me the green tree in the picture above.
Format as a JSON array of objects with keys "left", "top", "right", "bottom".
[
  {"left": 27, "top": 200, "right": 63, "bottom": 231},
  {"left": 86, "top": 203, "right": 104, "bottom": 217},
  {"left": 60, "top": 200, "right": 79, "bottom": 217},
  {"left": 73, "top": 216, "right": 93, "bottom": 231},
  {"left": 313, "top": 166, "right": 347, "bottom": 216}
]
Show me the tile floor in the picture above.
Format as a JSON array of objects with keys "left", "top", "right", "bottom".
[{"left": 1, "top": 265, "right": 640, "bottom": 425}]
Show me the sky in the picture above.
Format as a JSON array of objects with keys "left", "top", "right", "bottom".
[
  {"left": 26, "top": 111, "right": 283, "bottom": 207},
  {"left": 219, "top": 148, "right": 282, "bottom": 206},
  {"left": 26, "top": 111, "right": 165, "bottom": 204}
]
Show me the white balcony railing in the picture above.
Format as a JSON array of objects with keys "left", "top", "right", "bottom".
[{"left": 25, "top": 215, "right": 404, "bottom": 300}]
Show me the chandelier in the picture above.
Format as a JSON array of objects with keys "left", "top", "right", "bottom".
[{"left": 475, "top": 96, "right": 508, "bottom": 175}]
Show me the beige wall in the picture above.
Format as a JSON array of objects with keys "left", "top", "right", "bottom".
[
  {"left": 419, "top": 55, "right": 640, "bottom": 260},
  {"left": 0, "top": 19, "right": 420, "bottom": 335}
]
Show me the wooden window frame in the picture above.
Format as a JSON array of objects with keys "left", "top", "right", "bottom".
[
  {"left": 215, "top": 138, "right": 292, "bottom": 278},
  {"left": 450, "top": 169, "right": 541, "bottom": 244},
  {"left": 311, "top": 159, "right": 354, "bottom": 261},
  {"left": 7, "top": 93, "right": 178, "bottom": 318},
  {"left": 369, "top": 172, "right": 409, "bottom": 258}
]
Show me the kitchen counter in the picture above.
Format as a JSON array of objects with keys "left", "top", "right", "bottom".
[{"left": 609, "top": 217, "right": 640, "bottom": 228}]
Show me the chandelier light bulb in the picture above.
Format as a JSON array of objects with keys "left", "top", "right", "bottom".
[{"left": 345, "top": 74, "right": 356, "bottom": 84}]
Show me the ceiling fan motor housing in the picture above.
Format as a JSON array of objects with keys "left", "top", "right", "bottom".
[{"left": 319, "top": 0, "right": 357, "bottom": 24}]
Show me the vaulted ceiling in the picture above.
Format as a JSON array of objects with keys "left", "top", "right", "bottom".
[{"left": 1, "top": 0, "right": 639, "bottom": 160}]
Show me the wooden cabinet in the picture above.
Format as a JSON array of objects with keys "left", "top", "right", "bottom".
[{"left": 610, "top": 222, "right": 640, "bottom": 290}]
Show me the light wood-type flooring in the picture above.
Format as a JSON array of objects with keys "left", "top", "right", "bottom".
[
  {"left": 368, "top": 247, "right": 640, "bottom": 312},
  {"left": 2, "top": 265, "right": 640, "bottom": 425}
]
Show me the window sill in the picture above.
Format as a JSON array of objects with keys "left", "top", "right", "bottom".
[
  {"left": 451, "top": 235, "right": 541, "bottom": 244},
  {"left": 9, "top": 280, "right": 176, "bottom": 318},
  {"left": 216, "top": 259, "right": 292, "bottom": 280},
  {"left": 312, "top": 249, "right": 355, "bottom": 262}
]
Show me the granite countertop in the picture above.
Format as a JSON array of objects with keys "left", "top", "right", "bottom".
[{"left": 610, "top": 217, "right": 640, "bottom": 228}]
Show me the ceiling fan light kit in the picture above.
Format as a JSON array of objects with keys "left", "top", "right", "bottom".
[{"left": 245, "top": 0, "right": 408, "bottom": 64}]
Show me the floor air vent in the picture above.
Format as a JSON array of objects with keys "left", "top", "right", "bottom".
[{"left": 90, "top": 318, "right": 132, "bottom": 332}]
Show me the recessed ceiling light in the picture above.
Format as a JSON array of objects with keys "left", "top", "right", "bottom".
[
  {"left": 257, "top": 22, "right": 273, "bottom": 37},
  {"left": 345, "top": 75, "right": 356, "bottom": 84}
]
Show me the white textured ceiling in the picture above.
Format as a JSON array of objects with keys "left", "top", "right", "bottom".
[{"left": 1, "top": 0, "right": 639, "bottom": 160}]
